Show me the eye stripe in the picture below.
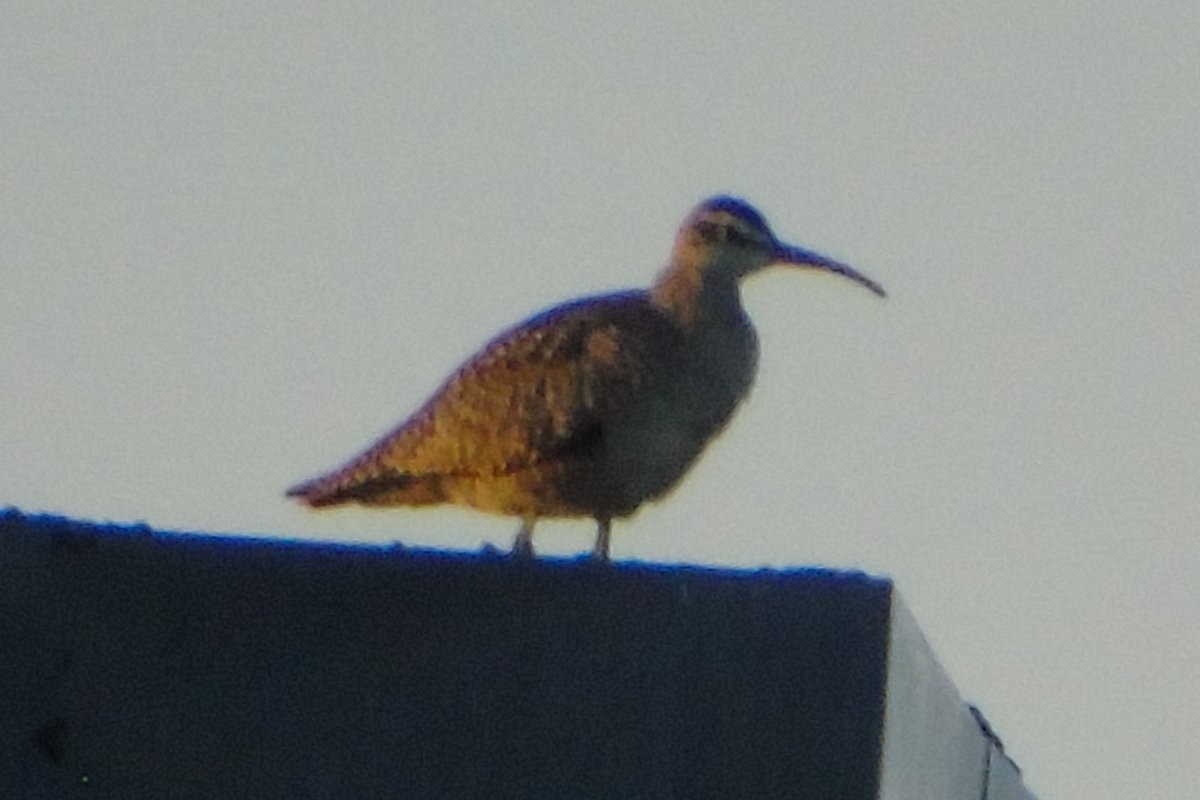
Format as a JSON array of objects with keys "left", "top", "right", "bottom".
[{"left": 692, "top": 214, "right": 770, "bottom": 247}]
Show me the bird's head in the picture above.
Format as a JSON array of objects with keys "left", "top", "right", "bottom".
[{"left": 670, "top": 195, "right": 886, "bottom": 297}]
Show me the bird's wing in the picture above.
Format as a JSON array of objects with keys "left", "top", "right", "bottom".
[{"left": 288, "top": 292, "right": 680, "bottom": 501}]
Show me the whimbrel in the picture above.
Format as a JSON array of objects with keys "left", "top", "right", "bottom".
[{"left": 287, "top": 196, "right": 884, "bottom": 559}]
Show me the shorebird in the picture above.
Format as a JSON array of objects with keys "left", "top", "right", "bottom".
[{"left": 287, "top": 196, "right": 884, "bottom": 560}]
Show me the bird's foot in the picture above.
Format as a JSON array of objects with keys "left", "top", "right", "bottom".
[
  {"left": 589, "top": 518, "right": 612, "bottom": 563},
  {"left": 510, "top": 521, "right": 536, "bottom": 560},
  {"left": 510, "top": 538, "right": 535, "bottom": 560}
]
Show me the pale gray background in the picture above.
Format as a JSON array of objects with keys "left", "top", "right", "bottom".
[{"left": 3, "top": 3, "right": 1196, "bottom": 798}]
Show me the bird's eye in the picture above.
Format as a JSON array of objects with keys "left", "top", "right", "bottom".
[
  {"left": 726, "top": 227, "right": 750, "bottom": 246},
  {"left": 695, "top": 220, "right": 722, "bottom": 242}
]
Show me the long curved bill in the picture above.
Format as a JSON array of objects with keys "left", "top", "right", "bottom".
[{"left": 774, "top": 243, "right": 887, "bottom": 298}]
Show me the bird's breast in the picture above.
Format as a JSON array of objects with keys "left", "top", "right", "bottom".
[{"left": 598, "top": 313, "right": 758, "bottom": 510}]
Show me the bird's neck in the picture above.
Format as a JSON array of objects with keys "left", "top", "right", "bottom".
[{"left": 650, "top": 260, "right": 745, "bottom": 329}]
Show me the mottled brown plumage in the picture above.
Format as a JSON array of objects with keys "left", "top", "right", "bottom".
[{"left": 287, "top": 196, "right": 885, "bottom": 559}]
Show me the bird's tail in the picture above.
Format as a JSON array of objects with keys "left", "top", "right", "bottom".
[{"left": 286, "top": 462, "right": 444, "bottom": 508}]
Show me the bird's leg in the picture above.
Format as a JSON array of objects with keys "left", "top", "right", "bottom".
[
  {"left": 591, "top": 517, "right": 612, "bottom": 561},
  {"left": 511, "top": 519, "right": 536, "bottom": 559}
]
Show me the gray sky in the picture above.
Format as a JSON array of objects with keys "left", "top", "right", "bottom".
[{"left": 3, "top": 3, "right": 1197, "bottom": 797}]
